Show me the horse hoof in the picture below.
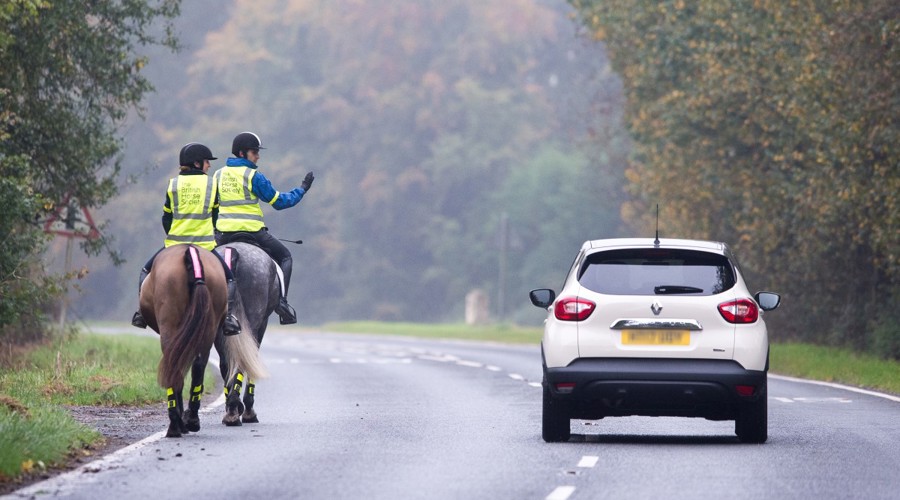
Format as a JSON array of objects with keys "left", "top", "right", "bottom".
[
  {"left": 186, "top": 420, "right": 200, "bottom": 432},
  {"left": 166, "top": 425, "right": 182, "bottom": 438},
  {"left": 242, "top": 414, "right": 259, "bottom": 424},
  {"left": 222, "top": 415, "right": 242, "bottom": 427}
]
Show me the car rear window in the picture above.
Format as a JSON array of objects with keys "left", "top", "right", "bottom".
[{"left": 577, "top": 248, "right": 735, "bottom": 296}]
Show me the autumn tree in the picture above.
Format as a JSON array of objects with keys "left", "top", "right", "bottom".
[{"left": 570, "top": 0, "right": 899, "bottom": 355}]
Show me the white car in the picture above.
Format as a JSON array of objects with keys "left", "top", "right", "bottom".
[{"left": 529, "top": 238, "right": 781, "bottom": 443}]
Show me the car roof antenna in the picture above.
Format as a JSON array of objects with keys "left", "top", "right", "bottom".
[{"left": 654, "top": 204, "right": 660, "bottom": 246}]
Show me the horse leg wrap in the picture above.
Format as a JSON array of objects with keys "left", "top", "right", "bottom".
[
  {"left": 245, "top": 382, "right": 255, "bottom": 408},
  {"left": 166, "top": 387, "right": 180, "bottom": 423},
  {"left": 232, "top": 372, "right": 244, "bottom": 394},
  {"left": 190, "top": 384, "right": 204, "bottom": 402},
  {"left": 226, "top": 373, "right": 244, "bottom": 407},
  {"left": 189, "top": 384, "right": 203, "bottom": 411}
]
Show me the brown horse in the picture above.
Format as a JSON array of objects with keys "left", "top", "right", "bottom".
[{"left": 139, "top": 245, "right": 266, "bottom": 437}]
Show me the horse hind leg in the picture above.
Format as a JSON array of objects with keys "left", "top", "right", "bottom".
[
  {"left": 166, "top": 387, "right": 186, "bottom": 438},
  {"left": 222, "top": 372, "right": 245, "bottom": 427},
  {"left": 242, "top": 381, "right": 258, "bottom": 423},
  {"left": 183, "top": 355, "right": 207, "bottom": 432}
]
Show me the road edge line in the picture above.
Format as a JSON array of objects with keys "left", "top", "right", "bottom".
[{"left": 769, "top": 373, "right": 900, "bottom": 403}]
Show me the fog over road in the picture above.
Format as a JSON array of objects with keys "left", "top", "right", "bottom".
[{"left": 9, "top": 330, "right": 900, "bottom": 499}]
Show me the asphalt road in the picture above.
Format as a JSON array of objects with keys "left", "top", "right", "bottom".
[{"left": 7, "top": 330, "right": 900, "bottom": 499}]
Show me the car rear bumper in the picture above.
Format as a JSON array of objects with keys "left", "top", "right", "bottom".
[{"left": 544, "top": 358, "right": 766, "bottom": 420}]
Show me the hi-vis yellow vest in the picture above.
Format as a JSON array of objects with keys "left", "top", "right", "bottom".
[
  {"left": 214, "top": 166, "right": 266, "bottom": 232},
  {"left": 163, "top": 174, "right": 217, "bottom": 250}
]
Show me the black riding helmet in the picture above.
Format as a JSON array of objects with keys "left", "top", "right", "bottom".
[
  {"left": 179, "top": 143, "right": 217, "bottom": 167},
  {"left": 232, "top": 131, "right": 266, "bottom": 157}
]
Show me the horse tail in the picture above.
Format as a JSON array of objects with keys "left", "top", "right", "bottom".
[
  {"left": 223, "top": 285, "right": 269, "bottom": 382},
  {"left": 157, "top": 246, "right": 217, "bottom": 389}
]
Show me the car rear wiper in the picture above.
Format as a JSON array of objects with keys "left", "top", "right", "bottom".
[{"left": 654, "top": 285, "right": 704, "bottom": 294}]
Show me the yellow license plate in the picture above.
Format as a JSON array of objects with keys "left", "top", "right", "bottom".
[{"left": 621, "top": 329, "right": 690, "bottom": 346}]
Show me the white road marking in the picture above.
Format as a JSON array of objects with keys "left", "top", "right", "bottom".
[
  {"left": 418, "top": 355, "right": 452, "bottom": 362},
  {"left": 769, "top": 373, "right": 900, "bottom": 403},
  {"left": 792, "top": 397, "right": 852, "bottom": 404},
  {"left": 546, "top": 486, "right": 576, "bottom": 500},
  {"left": 508, "top": 373, "right": 525, "bottom": 381},
  {"left": 456, "top": 360, "right": 483, "bottom": 368},
  {"left": 485, "top": 365, "right": 502, "bottom": 372},
  {"left": 773, "top": 397, "right": 794, "bottom": 403},
  {"left": 529, "top": 382, "right": 542, "bottom": 388},
  {"left": 577, "top": 455, "right": 599, "bottom": 468}
]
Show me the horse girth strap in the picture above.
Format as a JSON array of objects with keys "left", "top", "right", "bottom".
[{"left": 185, "top": 246, "right": 206, "bottom": 285}]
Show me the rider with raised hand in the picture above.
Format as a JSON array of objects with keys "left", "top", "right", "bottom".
[
  {"left": 213, "top": 131, "right": 314, "bottom": 325},
  {"left": 131, "top": 143, "right": 242, "bottom": 335}
]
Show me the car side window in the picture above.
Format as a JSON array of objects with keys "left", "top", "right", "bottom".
[{"left": 577, "top": 249, "right": 736, "bottom": 296}]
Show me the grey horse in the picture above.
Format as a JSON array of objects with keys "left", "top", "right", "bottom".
[{"left": 215, "top": 240, "right": 281, "bottom": 425}]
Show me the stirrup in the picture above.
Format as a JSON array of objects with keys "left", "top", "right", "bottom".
[
  {"left": 131, "top": 311, "right": 147, "bottom": 329},
  {"left": 223, "top": 314, "right": 241, "bottom": 336},
  {"left": 276, "top": 298, "right": 297, "bottom": 325}
]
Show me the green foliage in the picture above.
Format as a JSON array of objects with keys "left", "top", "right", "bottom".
[
  {"left": 0, "top": 334, "right": 172, "bottom": 407},
  {"left": 0, "top": 405, "right": 98, "bottom": 480},
  {"left": 0, "top": 0, "right": 181, "bottom": 339},
  {"left": 0, "top": 155, "right": 59, "bottom": 332},
  {"left": 570, "top": 0, "right": 899, "bottom": 351},
  {"left": 0, "top": 332, "right": 180, "bottom": 482}
]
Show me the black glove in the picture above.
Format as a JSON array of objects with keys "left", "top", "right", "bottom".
[{"left": 301, "top": 171, "right": 315, "bottom": 191}]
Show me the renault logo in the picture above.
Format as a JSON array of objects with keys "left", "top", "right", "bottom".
[{"left": 651, "top": 301, "right": 663, "bottom": 315}]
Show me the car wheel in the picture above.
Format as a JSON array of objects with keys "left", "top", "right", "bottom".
[
  {"left": 542, "top": 384, "right": 571, "bottom": 442},
  {"left": 735, "top": 380, "right": 768, "bottom": 444}
]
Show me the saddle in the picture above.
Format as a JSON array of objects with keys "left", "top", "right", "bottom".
[{"left": 221, "top": 231, "right": 259, "bottom": 246}]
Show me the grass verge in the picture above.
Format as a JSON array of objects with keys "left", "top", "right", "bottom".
[
  {"left": 770, "top": 342, "right": 900, "bottom": 395},
  {"left": 0, "top": 332, "right": 212, "bottom": 482},
  {"left": 322, "top": 321, "right": 900, "bottom": 396}
]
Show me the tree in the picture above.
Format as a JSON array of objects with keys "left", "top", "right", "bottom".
[
  {"left": 569, "top": 0, "right": 899, "bottom": 354},
  {"left": 153, "top": 0, "right": 626, "bottom": 322},
  {"left": 0, "top": 0, "right": 180, "bottom": 336}
]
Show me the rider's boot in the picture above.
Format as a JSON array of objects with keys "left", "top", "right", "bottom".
[
  {"left": 223, "top": 280, "right": 242, "bottom": 336},
  {"left": 276, "top": 298, "right": 297, "bottom": 325},
  {"left": 131, "top": 267, "right": 150, "bottom": 329},
  {"left": 275, "top": 258, "right": 297, "bottom": 325}
]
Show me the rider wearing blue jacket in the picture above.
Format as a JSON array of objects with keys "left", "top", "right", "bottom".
[{"left": 213, "top": 132, "right": 314, "bottom": 324}]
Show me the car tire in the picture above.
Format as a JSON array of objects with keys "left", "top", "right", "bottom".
[
  {"left": 735, "top": 380, "right": 768, "bottom": 444},
  {"left": 542, "top": 384, "right": 571, "bottom": 443}
]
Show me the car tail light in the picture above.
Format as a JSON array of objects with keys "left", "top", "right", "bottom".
[
  {"left": 735, "top": 385, "right": 756, "bottom": 396},
  {"left": 554, "top": 297, "right": 596, "bottom": 321},
  {"left": 555, "top": 383, "right": 576, "bottom": 394},
  {"left": 718, "top": 298, "right": 759, "bottom": 324}
]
